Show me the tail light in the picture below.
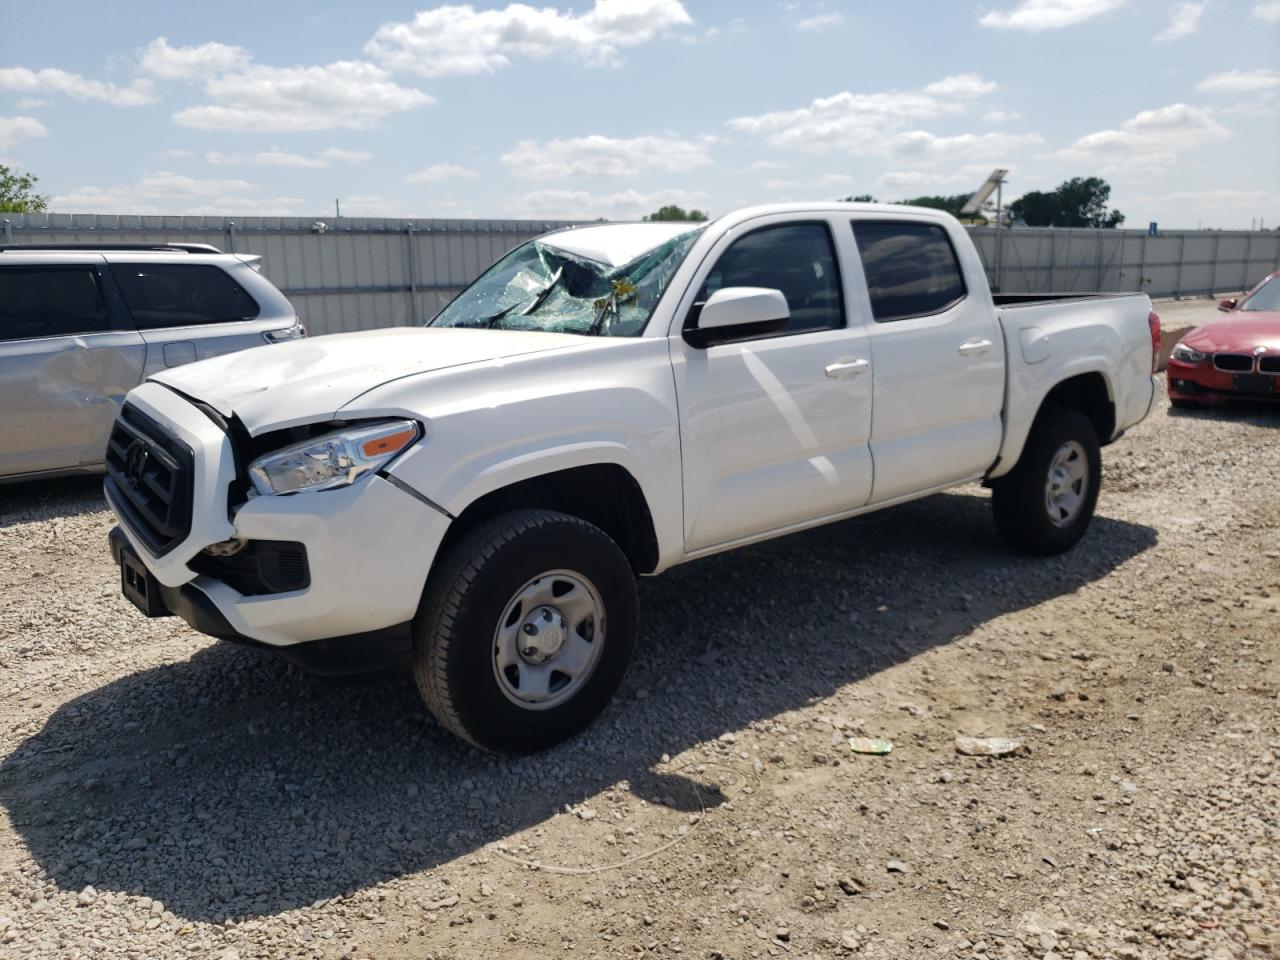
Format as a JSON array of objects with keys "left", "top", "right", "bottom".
[
  {"left": 262, "top": 317, "right": 306, "bottom": 344},
  {"left": 1148, "top": 310, "right": 1161, "bottom": 373}
]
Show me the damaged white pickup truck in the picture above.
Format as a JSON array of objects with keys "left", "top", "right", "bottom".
[{"left": 106, "top": 203, "right": 1160, "bottom": 753}]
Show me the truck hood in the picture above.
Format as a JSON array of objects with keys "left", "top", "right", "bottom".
[{"left": 148, "top": 327, "right": 583, "bottom": 434}]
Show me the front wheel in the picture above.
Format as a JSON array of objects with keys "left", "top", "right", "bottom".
[
  {"left": 991, "top": 407, "right": 1101, "bottom": 555},
  {"left": 413, "top": 509, "right": 638, "bottom": 754}
]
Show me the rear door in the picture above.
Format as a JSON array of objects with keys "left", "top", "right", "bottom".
[
  {"left": 0, "top": 261, "right": 146, "bottom": 477},
  {"left": 849, "top": 217, "right": 1005, "bottom": 503},
  {"left": 105, "top": 258, "right": 287, "bottom": 376}
]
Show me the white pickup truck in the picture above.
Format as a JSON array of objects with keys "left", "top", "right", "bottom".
[{"left": 105, "top": 203, "right": 1160, "bottom": 753}]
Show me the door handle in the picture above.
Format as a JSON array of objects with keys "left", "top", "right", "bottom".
[
  {"left": 958, "top": 338, "right": 993, "bottom": 356},
  {"left": 824, "top": 358, "right": 869, "bottom": 378}
]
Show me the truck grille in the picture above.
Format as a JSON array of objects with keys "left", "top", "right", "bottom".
[
  {"left": 1213, "top": 353, "right": 1253, "bottom": 373},
  {"left": 105, "top": 404, "right": 194, "bottom": 556},
  {"left": 1260, "top": 356, "right": 1280, "bottom": 375}
]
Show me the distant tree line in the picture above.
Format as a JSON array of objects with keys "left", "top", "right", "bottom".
[
  {"left": 842, "top": 176, "right": 1125, "bottom": 228},
  {"left": 0, "top": 164, "right": 48, "bottom": 213}
]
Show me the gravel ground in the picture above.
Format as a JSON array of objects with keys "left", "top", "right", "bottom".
[{"left": 0, "top": 378, "right": 1275, "bottom": 960}]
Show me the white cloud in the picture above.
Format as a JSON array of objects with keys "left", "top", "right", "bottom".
[
  {"left": 1154, "top": 1, "right": 1207, "bottom": 40},
  {"left": 748, "top": 159, "right": 787, "bottom": 171},
  {"left": 0, "top": 116, "right": 48, "bottom": 151},
  {"left": 15, "top": 97, "right": 47, "bottom": 109},
  {"left": 182, "top": 197, "right": 304, "bottom": 216},
  {"left": 501, "top": 133, "right": 714, "bottom": 179},
  {"left": 979, "top": 0, "right": 1125, "bottom": 31},
  {"left": 1197, "top": 68, "right": 1280, "bottom": 92},
  {"left": 206, "top": 148, "right": 327, "bottom": 168},
  {"left": 138, "top": 37, "right": 251, "bottom": 79},
  {"left": 338, "top": 193, "right": 414, "bottom": 217},
  {"left": 405, "top": 163, "right": 479, "bottom": 183},
  {"left": 727, "top": 75, "right": 1024, "bottom": 166},
  {"left": 1056, "top": 102, "right": 1229, "bottom": 171},
  {"left": 510, "top": 187, "right": 709, "bottom": 220},
  {"left": 1251, "top": 1, "right": 1280, "bottom": 21},
  {"left": 172, "top": 60, "right": 432, "bottom": 131},
  {"left": 876, "top": 164, "right": 1011, "bottom": 195},
  {"left": 892, "top": 130, "right": 1043, "bottom": 165},
  {"left": 923, "top": 73, "right": 998, "bottom": 98},
  {"left": 48, "top": 170, "right": 274, "bottom": 214},
  {"left": 983, "top": 108, "right": 1022, "bottom": 124},
  {"left": 796, "top": 12, "right": 843, "bottom": 31},
  {"left": 0, "top": 67, "right": 156, "bottom": 106},
  {"left": 364, "top": 0, "right": 693, "bottom": 77},
  {"left": 321, "top": 147, "right": 373, "bottom": 163}
]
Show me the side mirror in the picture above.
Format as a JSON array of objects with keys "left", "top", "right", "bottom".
[
  {"left": 1218, "top": 297, "right": 1238, "bottom": 312},
  {"left": 687, "top": 287, "right": 790, "bottom": 347}
]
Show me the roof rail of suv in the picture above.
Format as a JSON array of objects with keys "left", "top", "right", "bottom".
[{"left": 0, "top": 242, "right": 224, "bottom": 254}]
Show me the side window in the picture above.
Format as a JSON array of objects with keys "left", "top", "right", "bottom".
[
  {"left": 698, "top": 222, "right": 843, "bottom": 334},
  {"left": 0, "top": 267, "right": 111, "bottom": 341},
  {"left": 111, "top": 263, "right": 260, "bottom": 329},
  {"left": 851, "top": 221, "right": 967, "bottom": 322}
]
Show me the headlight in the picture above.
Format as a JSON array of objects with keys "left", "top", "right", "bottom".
[
  {"left": 248, "top": 420, "right": 420, "bottom": 496},
  {"left": 1171, "top": 343, "right": 1206, "bottom": 364}
]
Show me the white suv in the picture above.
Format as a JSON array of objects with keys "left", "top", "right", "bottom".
[{"left": 0, "top": 243, "right": 303, "bottom": 483}]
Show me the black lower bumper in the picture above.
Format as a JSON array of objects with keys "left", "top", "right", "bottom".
[{"left": 107, "top": 527, "right": 412, "bottom": 677}]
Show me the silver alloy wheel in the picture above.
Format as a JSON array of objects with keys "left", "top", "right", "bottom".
[
  {"left": 1044, "top": 440, "right": 1089, "bottom": 528},
  {"left": 492, "top": 569, "right": 606, "bottom": 710}
]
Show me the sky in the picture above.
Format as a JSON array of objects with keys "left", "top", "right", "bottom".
[{"left": 1, "top": 0, "right": 1277, "bottom": 228}]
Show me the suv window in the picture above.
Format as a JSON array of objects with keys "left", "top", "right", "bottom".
[
  {"left": 851, "top": 221, "right": 967, "bottom": 322},
  {"left": 698, "top": 222, "right": 843, "bottom": 334},
  {"left": 111, "top": 263, "right": 260, "bottom": 329},
  {"left": 0, "top": 267, "right": 111, "bottom": 341}
]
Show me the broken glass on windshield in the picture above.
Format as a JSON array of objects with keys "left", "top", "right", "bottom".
[{"left": 429, "top": 226, "right": 706, "bottom": 337}]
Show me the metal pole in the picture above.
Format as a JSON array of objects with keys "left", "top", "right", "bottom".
[
  {"left": 1175, "top": 234, "right": 1186, "bottom": 298},
  {"left": 1242, "top": 230, "right": 1254, "bottom": 291},
  {"left": 227, "top": 221, "right": 237, "bottom": 254},
  {"left": 1138, "top": 229, "right": 1147, "bottom": 295},
  {"left": 406, "top": 225, "right": 418, "bottom": 324},
  {"left": 335, "top": 199, "right": 341, "bottom": 219},
  {"left": 1209, "top": 232, "right": 1220, "bottom": 296},
  {"left": 1048, "top": 229, "right": 1057, "bottom": 292},
  {"left": 1094, "top": 229, "right": 1104, "bottom": 292},
  {"left": 1, "top": 219, "right": 11, "bottom": 243},
  {"left": 993, "top": 179, "right": 1004, "bottom": 292}
]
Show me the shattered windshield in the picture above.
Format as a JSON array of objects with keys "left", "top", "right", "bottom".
[{"left": 430, "top": 225, "right": 706, "bottom": 337}]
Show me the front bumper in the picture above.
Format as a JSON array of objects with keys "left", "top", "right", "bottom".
[
  {"left": 1167, "top": 359, "right": 1280, "bottom": 404},
  {"left": 107, "top": 382, "right": 451, "bottom": 649}
]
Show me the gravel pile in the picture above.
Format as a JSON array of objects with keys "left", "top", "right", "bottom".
[{"left": 0, "top": 381, "right": 1275, "bottom": 959}]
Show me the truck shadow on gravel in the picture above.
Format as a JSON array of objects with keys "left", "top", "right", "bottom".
[
  {"left": 0, "top": 475, "right": 107, "bottom": 527},
  {"left": 0, "top": 490, "right": 1156, "bottom": 922}
]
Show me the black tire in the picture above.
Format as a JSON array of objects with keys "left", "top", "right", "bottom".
[
  {"left": 991, "top": 406, "right": 1101, "bottom": 556},
  {"left": 413, "top": 509, "right": 637, "bottom": 754}
]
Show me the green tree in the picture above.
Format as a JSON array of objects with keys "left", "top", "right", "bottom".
[
  {"left": 897, "top": 193, "right": 974, "bottom": 218},
  {"left": 1009, "top": 177, "right": 1124, "bottom": 228},
  {"left": 842, "top": 194, "right": 878, "bottom": 202},
  {"left": 643, "top": 204, "right": 709, "bottom": 222},
  {"left": 0, "top": 164, "right": 49, "bottom": 213}
]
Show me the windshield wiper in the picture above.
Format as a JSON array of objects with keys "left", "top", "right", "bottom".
[{"left": 519, "top": 266, "right": 563, "bottom": 317}]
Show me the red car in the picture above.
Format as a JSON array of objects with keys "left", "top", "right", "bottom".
[{"left": 1167, "top": 268, "right": 1280, "bottom": 406}]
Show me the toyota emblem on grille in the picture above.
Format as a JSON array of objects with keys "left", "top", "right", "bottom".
[{"left": 124, "top": 440, "right": 150, "bottom": 483}]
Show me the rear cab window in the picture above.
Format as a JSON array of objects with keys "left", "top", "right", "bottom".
[
  {"left": 851, "top": 221, "right": 967, "bottom": 322},
  {"left": 0, "top": 266, "right": 111, "bottom": 341},
  {"left": 110, "top": 263, "right": 260, "bottom": 329}
]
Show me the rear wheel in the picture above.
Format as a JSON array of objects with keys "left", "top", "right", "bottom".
[
  {"left": 992, "top": 407, "right": 1101, "bottom": 555},
  {"left": 413, "top": 509, "right": 637, "bottom": 754}
]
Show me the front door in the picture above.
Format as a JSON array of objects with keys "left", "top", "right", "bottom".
[{"left": 669, "top": 218, "right": 874, "bottom": 553}]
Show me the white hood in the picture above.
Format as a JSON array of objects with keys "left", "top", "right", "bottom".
[{"left": 148, "top": 326, "right": 582, "bottom": 434}]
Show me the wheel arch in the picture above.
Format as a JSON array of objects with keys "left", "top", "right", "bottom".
[
  {"left": 990, "top": 368, "right": 1117, "bottom": 480},
  {"left": 438, "top": 463, "right": 661, "bottom": 575}
]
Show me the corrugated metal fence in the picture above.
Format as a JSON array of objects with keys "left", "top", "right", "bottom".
[
  {"left": 0, "top": 214, "right": 577, "bottom": 336},
  {"left": 4, "top": 213, "right": 1278, "bottom": 335}
]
